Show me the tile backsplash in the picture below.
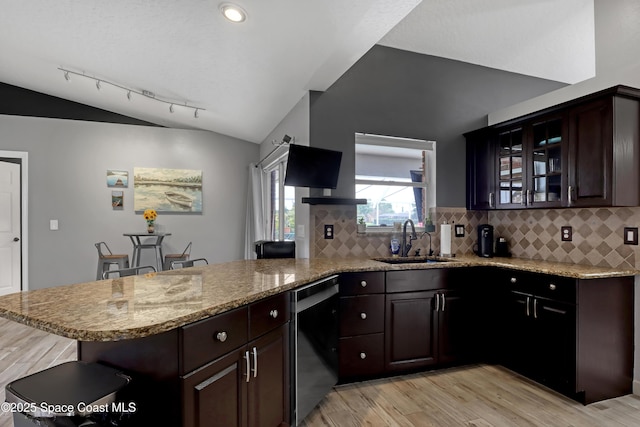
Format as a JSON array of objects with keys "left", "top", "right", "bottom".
[{"left": 310, "top": 205, "right": 640, "bottom": 270}]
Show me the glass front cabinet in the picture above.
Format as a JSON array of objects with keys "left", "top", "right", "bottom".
[{"left": 494, "top": 114, "right": 567, "bottom": 209}]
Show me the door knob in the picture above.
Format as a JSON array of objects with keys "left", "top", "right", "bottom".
[{"left": 13, "top": 237, "right": 20, "bottom": 242}]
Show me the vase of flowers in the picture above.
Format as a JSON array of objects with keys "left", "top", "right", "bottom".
[{"left": 143, "top": 209, "right": 157, "bottom": 233}]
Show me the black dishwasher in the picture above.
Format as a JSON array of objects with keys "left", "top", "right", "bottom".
[{"left": 291, "top": 275, "right": 339, "bottom": 426}]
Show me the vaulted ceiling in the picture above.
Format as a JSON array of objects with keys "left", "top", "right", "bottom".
[{"left": 0, "top": 0, "right": 594, "bottom": 143}]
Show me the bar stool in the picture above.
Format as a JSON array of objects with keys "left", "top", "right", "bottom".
[
  {"left": 163, "top": 242, "right": 192, "bottom": 271},
  {"left": 95, "top": 242, "right": 130, "bottom": 280},
  {"left": 103, "top": 265, "right": 157, "bottom": 279},
  {"left": 170, "top": 258, "right": 209, "bottom": 269}
]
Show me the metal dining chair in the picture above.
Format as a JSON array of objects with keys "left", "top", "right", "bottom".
[
  {"left": 163, "top": 242, "right": 192, "bottom": 271},
  {"left": 102, "top": 265, "right": 157, "bottom": 279},
  {"left": 95, "top": 242, "right": 130, "bottom": 280},
  {"left": 169, "top": 258, "right": 209, "bottom": 269}
]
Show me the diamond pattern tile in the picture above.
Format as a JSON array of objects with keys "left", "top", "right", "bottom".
[{"left": 310, "top": 205, "right": 640, "bottom": 269}]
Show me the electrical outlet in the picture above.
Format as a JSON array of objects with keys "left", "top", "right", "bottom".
[
  {"left": 623, "top": 227, "right": 638, "bottom": 245},
  {"left": 324, "top": 224, "right": 334, "bottom": 239},
  {"left": 454, "top": 224, "right": 465, "bottom": 237},
  {"left": 561, "top": 226, "right": 572, "bottom": 241}
]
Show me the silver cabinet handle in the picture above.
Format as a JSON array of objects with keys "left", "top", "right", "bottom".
[
  {"left": 360, "top": 312, "right": 367, "bottom": 320},
  {"left": 435, "top": 293, "right": 440, "bottom": 312},
  {"left": 360, "top": 280, "right": 367, "bottom": 288},
  {"left": 441, "top": 294, "right": 446, "bottom": 312},
  {"left": 489, "top": 192, "right": 495, "bottom": 209},
  {"left": 533, "top": 298, "right": 538, "bottom": 319},
  {"left": 568, "top": 186, "right": 573, "bottom": 207},
  {"left": 244, "top": 351, "right": 250, "bottom": 383},
  {"left": 215, "top": 331, "right": 228, "bottom": 342},
  {"left": 549, "top": 283, "right": 556, "bottom": 291},
  {"left": 526, "top": 296, "right": 530, "bottom": 317},
  {"left": 510, "top": 277, "right": 517, "bottom": 284},
  {"left": 526, "top": 189, "right": 531, "bottom": 206},
  {"left": 269, "top": 309, "right": 278, "bottom": 319},
  {"left": 360, "top": 352, "right": 366, "bottom": 360},
  {"left": 252, "top": 347, "right": 258, "bottom": 378},
  {"left": 521, "top": 190, "right": 526, "bottom": 206}
]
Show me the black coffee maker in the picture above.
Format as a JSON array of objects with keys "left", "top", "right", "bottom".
[{"left": 477, "top": 224, "right": 494, "bottom": 257}]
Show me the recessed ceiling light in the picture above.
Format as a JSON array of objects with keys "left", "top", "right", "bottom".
[{"left": 220, "top": 3, "right": 247, "bottom": 23}]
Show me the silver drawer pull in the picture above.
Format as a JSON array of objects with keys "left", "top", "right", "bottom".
[
  {"left": 269, "top": 309, "right": 278, "bottom": 319},
  {"left": 360, "top": 312, "right": 367, "bottom": 320},
  {"left": 360, "top": 280, "right": 367, "bottom": 287},
  {"left": 360, "top": 352, "right": 367, "bottom": 360},
  {"left": 510, "top": 277, "right": 517, "bottom": 284},
  {"left": 549, "top": 284, "right": 556, "bottom": 291},
  {"left": 216, "top": 331, "right": 228, "bottom": 342}
]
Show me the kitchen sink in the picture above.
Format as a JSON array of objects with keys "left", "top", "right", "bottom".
[{"left": 373, "top": 257, "right": 449, "bottom": 264}]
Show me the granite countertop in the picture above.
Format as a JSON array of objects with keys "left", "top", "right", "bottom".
[{"left": 0, "top": 256, "right": 635, "bottom": 342}]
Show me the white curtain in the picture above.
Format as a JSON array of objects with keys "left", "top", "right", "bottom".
[{"left": 244, "top": 163, "right": 266, "bottom": 259}]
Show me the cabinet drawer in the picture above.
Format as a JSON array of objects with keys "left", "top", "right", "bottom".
[
  {"left": 505, "top": 271, "right": 576, "bottom": 303},
  {"left": 181, "top": 306, "right": 248, "bottom": 374},
  {"left": 339, "top": 333, "right": 384, "bottom": 378},
  {"left": 339, "top": 272, "right": 384, "bottom": 295},
  {"left": 249, "top": 292, "right": 289, "bottom": 340},
  {"left": 339, "top": 295, "right": 384, "bottom": 337},
  {"left": 386, "top": 269, "right": 451, "bottom": 293}
]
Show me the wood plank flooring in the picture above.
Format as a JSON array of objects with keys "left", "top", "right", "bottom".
[
  {"left": 302, "top": 365, "right": 640, "bottom": 427},
  {"left": 0, "top": 318, "right": 76, "bottom": 427},
  {"left": 0, "top": 317, "right": 639, "bottom": 427}
]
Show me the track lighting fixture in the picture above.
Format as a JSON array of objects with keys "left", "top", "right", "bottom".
[{"left": 57, "top": 67, "right": 204, "bottom": 118}]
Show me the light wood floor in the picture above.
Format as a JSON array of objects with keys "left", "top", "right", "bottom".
[{"left": 1, "top": 318, "right": 640, "bottom": 427}]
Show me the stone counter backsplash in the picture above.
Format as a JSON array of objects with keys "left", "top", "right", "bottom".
[{"left": 310, "top": 205, "right": 640, "bottom": 270}]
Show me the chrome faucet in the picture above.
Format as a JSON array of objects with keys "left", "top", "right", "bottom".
[{"left": 401, "top": 219, "right": 418, "bottom": 257}]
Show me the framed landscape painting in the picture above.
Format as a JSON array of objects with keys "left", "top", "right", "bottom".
[
  {"left": 107, "top": 170, "right": 128, "bottom": 187},
  {"left": 134, "top": 167, "right": 203, "bottom": 213}
]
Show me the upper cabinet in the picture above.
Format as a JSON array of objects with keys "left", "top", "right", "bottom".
[{"left": 466, "top": 86, "right": 640, "bottom": 210}]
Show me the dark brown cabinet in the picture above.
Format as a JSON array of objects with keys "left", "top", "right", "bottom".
[
  {"left": 466, "top": 85, "right": 640, "bottom": 210},
  {"left": 384, "top": 269, "right": 474, "bottom": 372},
  {"left": 338, "top": 272, "right": 385, "bottom": 379},
  {"left": 181, "top": 324, "right": 288, "bottom": 427},
  {"left": 498, "top": 270, "right": 633, "bottom": 404}
]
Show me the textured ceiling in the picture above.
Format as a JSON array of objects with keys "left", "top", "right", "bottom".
[{"left": 0, "top": 0, "right": 595, "bottom": 143}]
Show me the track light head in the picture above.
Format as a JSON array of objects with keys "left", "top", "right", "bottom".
[
  {"left": 64, "top": 71, "right": 70, "bottom": 81},
  {"left": 194, "top": 109, "right": 199, "bottom": 118},
  {"left": 127, "top": 90, "right": 132, "bottom": 100},
  {"left": 96, "top": 80, "right": 101, "bottom": 90},
  {"left": 169, "top": 104, "right": 174, "bottom": 113}
]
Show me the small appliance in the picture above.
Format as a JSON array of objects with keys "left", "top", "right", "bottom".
[
  {"left": 495, "top": 237, "right": 511, "bottom": 257},
  {"left": 477, "top": 224, "right": 494, "bottom": 257}
]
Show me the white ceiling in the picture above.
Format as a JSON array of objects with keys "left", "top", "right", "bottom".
[{"left": 0, "top": 0, "right": 594, "bottom": 144}]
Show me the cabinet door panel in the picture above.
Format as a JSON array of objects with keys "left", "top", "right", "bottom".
[
  {"left": 502, "top": 291, "right": 534, "bottom": 376},
  {"left": 466, "top": 130, "right": 495, "bottom": 210},
  {"left": 181, "top": 348, "right": 247, "bottom": 427},
  {"left": 385, "top": 291, "right": 437, "bottom": 371},
  {"left": 534, "top": 298, "right": 576, "bottom": 393},
  {"left": 568, "top": 98, "right": 613, "bottom": 206},
  {"left": 438, "top": 290, "right": 474, "bottom": 365},
  {"left": 247, "top": 325, "right": 289, "bottom": 427}
]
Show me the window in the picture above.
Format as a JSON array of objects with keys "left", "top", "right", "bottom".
[
  {"left": 355, "top": 133, "right": 435, "bottom": 228},
  {"left": 263, "top": 153, "right": 295, "bottom": 241}
]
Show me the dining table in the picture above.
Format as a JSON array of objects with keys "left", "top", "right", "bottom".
[{"left": 123, "top": 232, "right": 172, "bottom": 271}]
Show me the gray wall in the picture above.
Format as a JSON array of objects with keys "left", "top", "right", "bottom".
[
  {"left": 0, "top": 114, "right": 258, "bottom": 289},
  {"left": 309, "top": 45, "right": 567, "bottom": 206}
]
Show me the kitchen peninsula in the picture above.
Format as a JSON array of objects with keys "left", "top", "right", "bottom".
[{"left": 0, "top": 257, "right": 635, "bottom": 426}]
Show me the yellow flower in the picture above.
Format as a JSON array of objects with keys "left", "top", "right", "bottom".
[{"left": 143, "top": 209, "right": 157, "bottom": 224}]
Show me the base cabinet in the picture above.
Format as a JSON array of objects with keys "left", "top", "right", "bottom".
[
  {"left": 498, "top": 271, "right": 633, "bottom": 403},
  {"left": 182, "top": 325, "right": 289, "bottom": 427}
]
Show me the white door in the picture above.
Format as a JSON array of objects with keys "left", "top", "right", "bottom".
[{"left": 0, "top": 161, "right": 21, "bottom": 295}]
